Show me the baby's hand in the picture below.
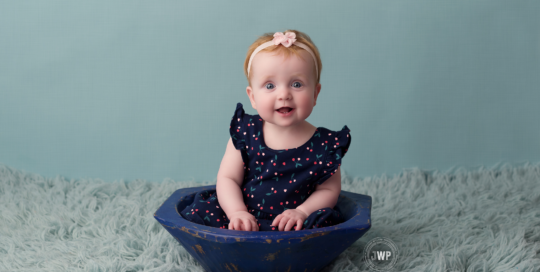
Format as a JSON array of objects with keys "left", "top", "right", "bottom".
[
  {"left": 271, "top": 209, "right": 309, "bottom": 231},
  {"left": 227, "top": 211, "right": 259, "bottom": 231}
]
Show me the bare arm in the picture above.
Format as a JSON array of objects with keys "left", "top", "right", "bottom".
[
  {"left": 216, "top": 138, "right": 246, "bottom": 215},
  {"left": 296, "top": 166, "right": 341, "bottom": 216},
  {"left": 272, "top": 167, "right": 342, "bottom": 231},
  {"left": 216, "top": 138, "right": 258, "bottom": 231}
]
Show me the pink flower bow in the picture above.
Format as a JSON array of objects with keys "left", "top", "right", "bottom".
[{"left": 273, "top": 32, "right": 296, "bottom": 47}]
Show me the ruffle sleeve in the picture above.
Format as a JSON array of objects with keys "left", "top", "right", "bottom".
[
  {"left": 317, "top": 125, "right": 351, "bottom": 185},
  {"left": 229, "top": 103, "right": 246, "bottom": 150}
]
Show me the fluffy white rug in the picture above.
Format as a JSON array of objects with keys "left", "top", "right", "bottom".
[{"left": 1, "top": 163, "right": 539, "bottom": 271}]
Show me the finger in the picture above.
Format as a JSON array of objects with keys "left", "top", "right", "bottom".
[
  {"left": 247, "top": 219, "right": 254, "bottom": 231},
  {"left": 271, "top": 215, "right": 281, "bottom": 227},
  {"left": 228, "top": 220, "right": 234, "bottom": 230},
  {"left": 238, "top": 219, "right": 246, "bottom": 230},
  {"left": 251, "top": 219, "right": 258, "bottom": 232},
  {"left": 279, "top": 216, "right": 289, "bottom": 231},
  {"left": 271, "top": 218, "right": 281, "bottom": 231},
  {"left": 284, "top": 219, "right": 296, "bottom": 232},
  {"left": 237, "top": 219, "right": 244, "bottom": 231},
  {"left": 271, "top": 214, "right": 282, "bottom": 227},
  {"left": 296, "top": 219, "right": 303, "bottom": 231},
  {"left": 242, "top": 219, "right": 251, "bottom": 231},
  {"left": 235, "top": 221, "right": 242, "bottom": 231}
]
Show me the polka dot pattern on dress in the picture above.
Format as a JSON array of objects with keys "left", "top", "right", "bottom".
[{"left": 180, "top": 103, "right": 351, "bottom": 231}]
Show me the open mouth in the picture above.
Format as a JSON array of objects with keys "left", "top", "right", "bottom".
[{"left": 276, "top": 107, "right": 293, "bottom": 114}]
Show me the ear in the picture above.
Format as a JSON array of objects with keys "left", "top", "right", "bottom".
[
  {"left": 313, "top": 83, "right": 321, "bottom": 106},
  {"left": 246, "top": 86, "right": 257, "bottom": 110}
]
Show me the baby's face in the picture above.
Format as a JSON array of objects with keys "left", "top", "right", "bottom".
[{"left": 246, "top": 50, "right": 321, "bottom": 129}]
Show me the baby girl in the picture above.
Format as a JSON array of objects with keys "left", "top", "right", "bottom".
[{"left": 181, "top": 30, "right": 351, "bottom": 231}]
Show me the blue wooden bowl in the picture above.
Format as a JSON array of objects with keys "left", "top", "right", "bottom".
[{"left": 154, "top": 185, "right": 371, "bottom": 272}]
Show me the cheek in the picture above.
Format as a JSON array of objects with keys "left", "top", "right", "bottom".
[
  {"left": 254, "top": 97, "right": 274, "bottom": 113},
  {"left": 259, "top": 98, "right": 273, "bottom": 109},
  {"left": 295, "top": 98, "right": 313, "bottom": 114},
  {"left": 300, "top": 93, "right": 316, "bottom": 106}
]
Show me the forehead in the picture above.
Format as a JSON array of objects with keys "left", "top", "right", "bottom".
[{"left": 250, "top": 50, "right": 315, "bottom": 79}]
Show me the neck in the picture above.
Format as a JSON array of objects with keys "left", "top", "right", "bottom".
[
  {"left": 263, "top": 120, "right": 310, "bottom": 136},
  {"left": 262, "top": 120, "right": 317, "bottom": 150}
]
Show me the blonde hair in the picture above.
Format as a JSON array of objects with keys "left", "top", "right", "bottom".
[{"left": 244, "top": 30, "right": 322, "bottom": 86}]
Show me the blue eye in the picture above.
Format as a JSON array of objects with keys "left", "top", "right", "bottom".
[
  {"left": 266, "top": 83, "right": 275, "bottom": 89},
  {"left": 292, "top": 82, "right": 302, "bottom": 88}
]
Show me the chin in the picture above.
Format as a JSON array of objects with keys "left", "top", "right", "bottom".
[{"left": 277, "top": 119, "right": 303, "bottom": 127}]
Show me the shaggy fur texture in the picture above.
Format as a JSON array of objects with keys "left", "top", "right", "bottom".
[{"left": 1, "top": 163, "right": 539, "bottom": 271}]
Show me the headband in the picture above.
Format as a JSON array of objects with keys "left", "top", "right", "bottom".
[{"left": 247, "top": 32, "right": 319, "bottom": 79}]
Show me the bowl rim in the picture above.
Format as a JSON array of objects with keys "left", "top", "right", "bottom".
[{"left": 154, "top": 185, "right": 371, "bottom": 241}]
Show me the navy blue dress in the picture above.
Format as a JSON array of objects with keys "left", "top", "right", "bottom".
[{"left": 181, "top": 103, "right": 351, "bottom": 231}]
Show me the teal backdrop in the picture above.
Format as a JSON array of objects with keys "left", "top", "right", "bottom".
[{"left": 1, "top": 1, "right": 539, "bottom": 182}]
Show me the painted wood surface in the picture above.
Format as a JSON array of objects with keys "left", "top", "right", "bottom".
[{"left": 155, "top": 185, "right": 371, "bottom": 272}]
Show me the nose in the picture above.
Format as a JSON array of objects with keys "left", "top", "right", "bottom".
[{"left": 277, "top": 86, "right": 292, "bottom": 101}]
